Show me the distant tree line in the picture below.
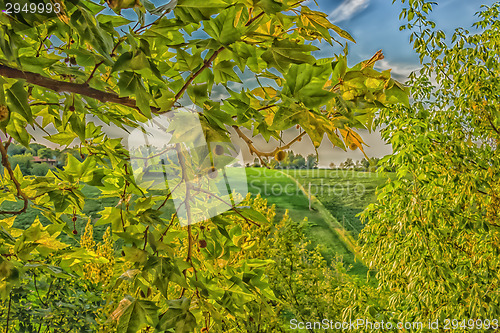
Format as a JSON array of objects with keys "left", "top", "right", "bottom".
[
  {"left": 248, "top": 151, "right": 319, "bottom": 169},
  {"left": 3, "top": 143, "right": 84, "bottom": 176},
  {"left": 247, "top": 151, "right": 382, "bottom": 172},
  {"left": 329, "top": 157, "right": 381, "bottom": 172}
]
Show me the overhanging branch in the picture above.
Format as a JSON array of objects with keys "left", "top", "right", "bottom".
[{"left": 0, "top": 64, "right": 160, "bottom": 114}]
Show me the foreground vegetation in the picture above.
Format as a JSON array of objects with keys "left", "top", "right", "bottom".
[
  {"left": 1, "top": 0, "right": 499, "bottom": 331},
  {"left": 0, "top": 0, "right": 408, "bottom": 331}
]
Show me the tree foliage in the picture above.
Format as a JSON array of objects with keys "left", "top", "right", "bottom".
[
  {"left": 0, "top": 0, "right": 408, "bottom": 331},
  {"left": 360, "top": 0, "right": 500, "bottom": 326}
]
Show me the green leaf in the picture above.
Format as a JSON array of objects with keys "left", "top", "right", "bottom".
[
  {"left": 6, "top": 112, "right": 30, "bottom": 147},
  {"left": 6, "top": 81, "right": 32, "bottom": 124},
  {"left": 227, "top": 207, "right": 269, "bottom": 225},
  {"left": 117, "top": 72, "right": 138, "bottom": 96},
  {"left": 332, "top": 57, "right": 347, "bottom": 81},
  {"left": 117, "top": 296, "right": 159, "bottom": 333},
  {"left": 261, "top": 39, "right": 318, "bottom": 73},
  {"left": 330, "top": 25, "right": 356, "bottom": 43},
  {"left": 19, "top": 56, "right": 59, "bottom": 73},
  {"left": 175, "top": 0, "right": 227, "bottom": 22},
  {"left": 135, "top": 81, "right": 152, "bottom": 118},
  {"left": 157, "top": 297, "right": 196, "bottom": 332},
  {"left": 112, "top": 52, "right": 134, "bottom": 73},
  {"left": 213, "top": 60, "right": 241, "bottom": 84},
  {"left": 45, "top": 132, "right": 77, "bottom": 146},
  {"left": 205, "top": 6, "right": 243, "bottom": 45},
  {"left": 385, "top": 85, "right": 409, "bottom": 107},
  {"left": 123, "top": 246, "right": 148, "bottom": 264},
  {"left": 256, "top": 0, "right": 283, "bottom": 14},
  {"left": 97, "top": 14, "right": 133, "bottom": 26}
]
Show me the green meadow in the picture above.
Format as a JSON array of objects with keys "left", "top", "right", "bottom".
[{"left": 3, "top": 167, "right": 390, "bottom": 276}]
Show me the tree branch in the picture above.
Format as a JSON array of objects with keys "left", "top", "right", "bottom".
[
  {"left": 167, "top": 11, "right": 266, "bottom": 110},
  {"left": 232, "top": 125, "right": 307, "bottom": 162},
  {"left": 0, "top": 137, "right": 29, "bottom": 215},
  {"left": 0, "top": 64, "right": 160, "bottom": 115},
  {"left": 170, "top": 47, "right": 225, "bottom": 108},
  {"left": 191, "top": 186, "right": 261, "bottom": 227}
]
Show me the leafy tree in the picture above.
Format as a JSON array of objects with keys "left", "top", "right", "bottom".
[
  {"left": 367, "top": 156, "right": 379, "bottom": 172},
  {"left": 28, "top": 143, "right": 45, "bottom": 156},
  {"left": 37, "top": 147, "right": 54, "bottom": 159},
  {"left": 6, "top": 142, "right": 26, "bottom": 156},
  {"left": 291, "top": 153, "right": 306, "bottom": 169},
  {"left": 360, "top": 0, "right": 500, "bottom": 325},
  {"left": 0, "top": 0, "right": 407, "bottom": 331},
  {"left": 8, "top": 153, "right": 32, "bottom": 174},
  {"left": 30, "top": 162, "right": 51, "bottom": 176},
  {"left": 339, "top": 157, "right": 354, "bottom": 169},
  {"left": 360, "top": 158, "right": 370, "bottom": 171},
  {"left": 305, "top": 153, "right": 317, "bottom": 169}
]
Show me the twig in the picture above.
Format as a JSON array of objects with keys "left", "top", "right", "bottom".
[
  {"left": 4, "top": 137, "right": 12, "bottom": 150},
  {"left": 159, "top": 211, "right": 178, "bottom": 242},
  {"left": 33, "top": 273, "right": 48, "bottom": 307},
  {"left": 142, "top": 226, "right": 149, "bottom": 250},
  {"left": 157, "top": 181, "right": 183, "bottom": 210},
  {"left": 0, "top": 137, "right": 29, "bottom": 215},
  {"left": 5, "top": 292, "right": 11, "bottom": 333},
  {"left": 487, "top": 115, "right": 500, "bottom": 135},
  {"left": 232, "top": 125, "right": 306, "bottom": 164},
  {"left": 171, "top": 47, "right": 225, "bottom": 108},
  {"left": 191, "top": 186, "right": 261, "bottom": 227},
  {"left": 167, "top": 10, "right": 266, "bottom": 111},
  {"left": 29, "top": 102, "right": 60, "bottom": 107},
  {"left": 85, "top": 60, "right": 104, "bottom": 85}
]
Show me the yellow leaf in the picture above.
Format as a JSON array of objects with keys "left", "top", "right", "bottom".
[
  {"left": 234, "top": 8, "right": 244, "bottom": 27},
  {"left": 251, "top": 87, "right": 277, "bottom": 99}
]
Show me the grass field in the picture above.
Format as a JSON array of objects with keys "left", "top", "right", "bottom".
[
  {"left": 1, "top": 167, "right": 390, "bottom": 276},
  {"left": 282, "top": 169, "right": 393, "bottom": 237},
  {"left": 244, "top": 168, "right": 392, "bottom": 276}
]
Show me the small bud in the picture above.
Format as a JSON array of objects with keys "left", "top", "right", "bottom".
[
  {"left": 275, "top": 150, "right": 286, "bottom": 162},
  {"left": 199, "top": 239, "right": 207, "bottom": 248},
  {"left": 69, "top": 106, "right": 75, "bottom": 111},
  {"left": 214, "top": 144, "right": 224, "bottom": 155},
  {"left": 0, "top": 105, "right": 9, "bottom": 122},
  {"left": 72, "top": 229, "right": 78, "bottom": 235},
  {"left": 207, "top": 167, "right": 218, "bottom": 179}
]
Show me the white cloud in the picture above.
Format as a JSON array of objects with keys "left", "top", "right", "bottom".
[
  {"left": 329, "top": 0, "right": 370, "bottom": 23},
  {"left": 375, "top": 59, "right": 420, "bottom": 82}
]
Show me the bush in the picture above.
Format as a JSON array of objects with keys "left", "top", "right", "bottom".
[
  {"left": 30, "top": 163, "right": 51, "bottom": 176},
  {"left": 9, "top": 154, "right": 32, "bottom": 175}
]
